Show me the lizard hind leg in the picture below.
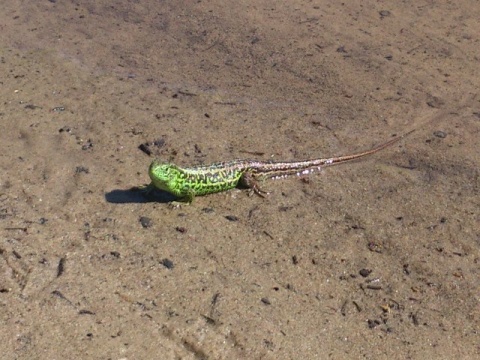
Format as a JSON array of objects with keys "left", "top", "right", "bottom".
[{"left": 240, "top": 171, "right": 269, "bottom": 197}]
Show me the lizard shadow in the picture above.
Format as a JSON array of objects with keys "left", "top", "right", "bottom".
[{"left": 105, "top": 188, "right": 176, "bottom": 204}]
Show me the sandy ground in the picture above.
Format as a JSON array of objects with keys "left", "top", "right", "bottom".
[{"left": 1, "top": 0, "right": 479, "bottom": 359}]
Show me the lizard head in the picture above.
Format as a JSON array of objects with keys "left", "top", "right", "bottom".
[{"left": 148, "top": 160, "right": 186, "bottom": 197}]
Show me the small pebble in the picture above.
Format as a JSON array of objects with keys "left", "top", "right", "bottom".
[
  {"left": 368, "top": 319, "right": 380, "bottom": 329},
  {"left": 58, "top": 126, "right": 71, "bottom": 133},
  {"left": 433, "top": 130, "right": 447, "bottom": 138},
  {"left": 139, "top": 216, "right": 152, "bottom": 228},
  {"left": 379, "top": 10, "right": 391, "bottom": 18},
  {"left": 359, "top": 268, "right": 372, "bottom": 277},
  {"left": 175, "top": 226, "right": 187, "bottom": 233},
  {"left": 161, "top": 258, "right": 174, "bottom": 269},
  {"left": 75, "top": 166, "right": 89, "bottom": 174}
]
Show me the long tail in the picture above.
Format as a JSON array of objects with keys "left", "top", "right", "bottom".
[
  {"left": 252, "top": 129, "right": 415, "bottom": 178},
  {"left": 317, "top": 129, "right": 415, "bottom": 166}
]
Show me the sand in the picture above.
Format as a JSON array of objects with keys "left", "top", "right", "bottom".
[{"left": 1, "top": 1, "right": 479, "bottom": 359}]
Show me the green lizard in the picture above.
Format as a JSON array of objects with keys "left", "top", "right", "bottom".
[{"left": 141, "top": 130, "right": 414, "bottom": 203}]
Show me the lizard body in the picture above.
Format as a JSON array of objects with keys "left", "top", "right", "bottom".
[{"left": 142, "top": 130, "right": 414, "bottom": 202}]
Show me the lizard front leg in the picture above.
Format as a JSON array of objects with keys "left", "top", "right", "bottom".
[{"left": 133, "top": 182, "right": 155, "bottom": 195}]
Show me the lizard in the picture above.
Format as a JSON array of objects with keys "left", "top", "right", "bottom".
[{"left": 139, "top": 129, "right": 414, "bottom": 203}]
